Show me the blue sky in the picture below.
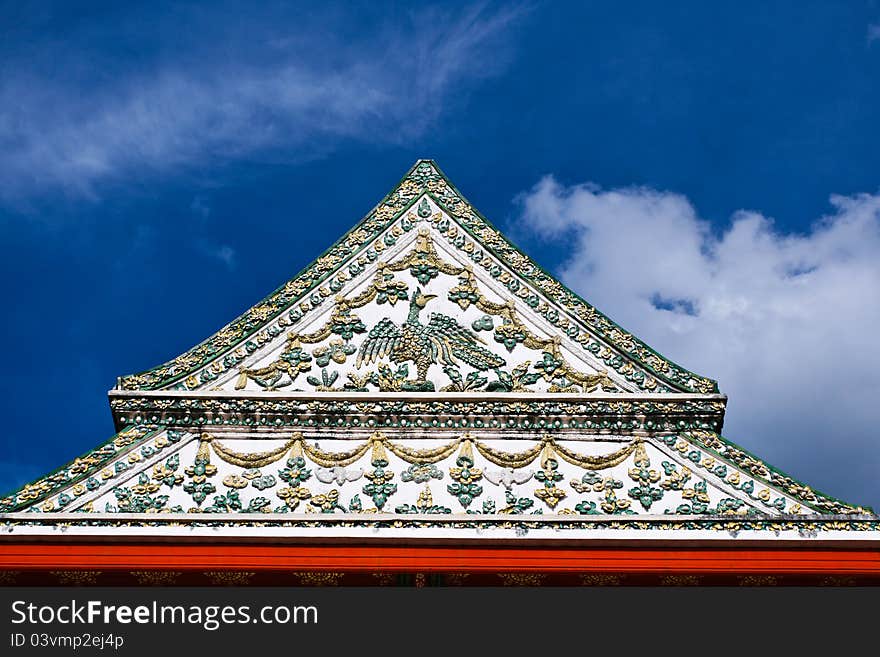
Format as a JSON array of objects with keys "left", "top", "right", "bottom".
[{"left": 1, "top": 1, "right": 879, "bottom": 508}]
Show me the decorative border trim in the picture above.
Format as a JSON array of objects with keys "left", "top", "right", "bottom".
[
  {"left": 0, "top": 427, "right": 166, "bottom": 513},
  {"left": 2, "top": 511, "right": 878, "bottom": 533},
  {"left": 108, "top": 393, "right": 727, "bottom": 433},
  {"left": 677, "top": 431, "right": 870, "bottom": 515}
]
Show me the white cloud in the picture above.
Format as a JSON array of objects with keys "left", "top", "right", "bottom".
[
  {"left": 190, "top": 196, "right": 212, "bottom": 220},
  {"left": 205, "top": 243, "right": 236, "bottom": 270},
  {"left": 515, "top": 176, "right": 880, "bottom": 508},
  {"left": 0, "top": 4, "right": 525, "bottom": 202},
  {"left": 869, "top": 23, "right": 880, "bottom": 44}
]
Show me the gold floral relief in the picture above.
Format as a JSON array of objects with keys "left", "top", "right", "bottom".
[
  {"left": 131, "top": 571, "right": 181, "bottom": 586},
  {"left": 204, "top": 571, "right": 254, "bottom": 585},
  {"left": 498, "top": 573, "right": 546, "bottom": 586},
  {"left": 737, "top": 575, "right": 778, "bottom": 586},
  {"left": 658, "top": 575, "right": 701, "bottom": 586},
  {"left": 52, "top": 571, "right": 102, "bottom": 586},
  {"left": 295, "top": 571, "right": 344, "bottom": 586},
  {"left": 581, "top": 574, "right": 625, "bottom": 586}
]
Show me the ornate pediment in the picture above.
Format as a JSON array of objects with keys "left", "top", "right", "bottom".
[
  {"left": 226, "top": 221, "right": 629, "bottom": 396},
  {"left": 116, "top": 161, "right": 719, "bottom": 396},
  {"left": 2, "top": 160, "right": 875, "bottom": 539},
  {"left": 1, "top": 425, "right": 873, "bottom": 528}
]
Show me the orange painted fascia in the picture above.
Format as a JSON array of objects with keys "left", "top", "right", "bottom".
[{"left": 0, "top": 543, "right": 878, "bottom": 576}]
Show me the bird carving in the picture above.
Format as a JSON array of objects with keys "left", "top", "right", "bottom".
[
  {"left": 356, "top": 288, "right": 505, "bottom": 391},
  {"left": 315, "top": 467, "right": 364, "bottom": 485},
  {"left": 485, "top": 468, "right": 534, "bottom": 490}
]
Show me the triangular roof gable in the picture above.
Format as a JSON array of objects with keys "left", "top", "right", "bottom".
[
  {"left": 164, "top": 193, "right": 666, "bottom": 396},
  {"left": 117, "top": 160, "right": 719, "bottom": 395},
  {"left": 1, "top": 159, "right": 873, "bottom": 521}
]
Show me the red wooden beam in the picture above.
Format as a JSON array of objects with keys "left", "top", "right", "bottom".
[{"left": 1, "top": 543, "right": 878, "bottom": 576}]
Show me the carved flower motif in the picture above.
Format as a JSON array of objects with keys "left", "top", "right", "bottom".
[
  {"left": 448, "top": 457, "right": 483, "bottom": 508},
  {"left": 409, "top": 262, "right": 439, "bottom": 285},
  {"left": 278, "top": 457, "right": 312, "bottom": 485},
  {"left": 330, "top": 313, "right": 366, "bottom": 341},
  {"left": 494, "top": 323, "right": 527, "bottom": 353},
  {"left": 277, "top": 486, "right": 312, "bottom": 510},
  {"left": 222, "top": 474, "right": 248, "bottom": 489},
  {"left": 471, "top": 315, "right": 494, "bottom": 332},
  {"left": 313, "top": 340, "right": 355, "bottom": 367},
  {"left": 309, "top": 489, "right": 343, "bottom": 513},
  {"left": 251, "top": 475, "right": 277, "bottom": 491}
]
